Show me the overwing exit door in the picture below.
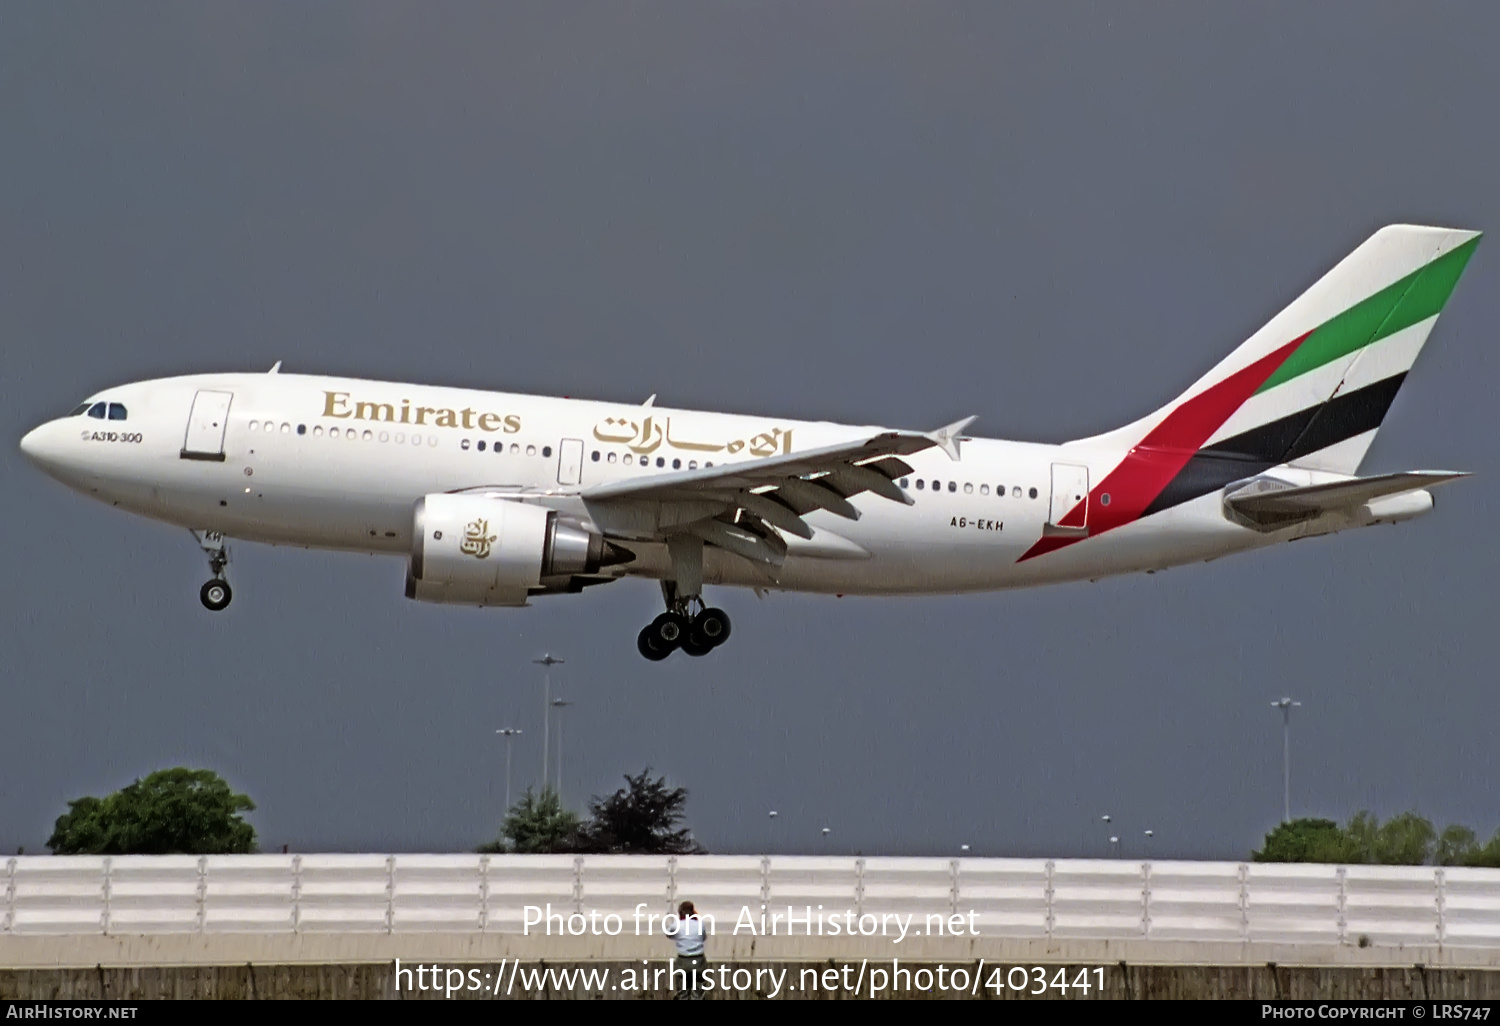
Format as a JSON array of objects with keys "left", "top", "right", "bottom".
[
  {"left": 181, "top": 390, "right": 233, "bottom": 462},
  {"left": 557, "top": 438, "right": 585, "bottom": 485},
  {"left": 1044, "top": 462, "right": 1089, "bottom": 536}
]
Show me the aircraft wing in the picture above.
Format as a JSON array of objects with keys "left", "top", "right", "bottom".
[
  {"left": 1224, "top": 470, "right": 1469, "bottom": 518},
  {"left": 579, "top": 418, "right": 974, "bottom": 564}
]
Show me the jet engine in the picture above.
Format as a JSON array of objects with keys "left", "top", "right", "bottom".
[{"left": 405, "top": 493, "right": 630, "bottom": 606}]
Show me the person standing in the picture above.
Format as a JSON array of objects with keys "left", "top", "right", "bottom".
[{"left": 670, "top": 900, "right": 707, "bottom": 1000}]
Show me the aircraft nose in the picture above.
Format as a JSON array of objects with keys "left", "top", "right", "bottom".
[
  {"left": 20, "top": 418, "right": 109, "bottom": 491},
  {"left": 19, "top": 420, "right": 68, "bottom": 473},
  {"left": 19, "top": 423, "right": 47, "bottom": 465}
]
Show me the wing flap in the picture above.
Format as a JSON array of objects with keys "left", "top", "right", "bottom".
[
  {"left": 579, "top": 419, "right": 969, "bottom": 566},
  {"left": 579, "top": 431, "right": 936, "bottom": 502}
]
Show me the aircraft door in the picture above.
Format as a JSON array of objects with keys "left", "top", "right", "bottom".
[
  {"left": 181, "top": 390, "right": 233, "bottom": 461},
  {"left": 556, "top": 438, "right": 584, "bottom": 485},
  {"left": 1044, "top": 462, "right": 1089, "bottom": 536}
]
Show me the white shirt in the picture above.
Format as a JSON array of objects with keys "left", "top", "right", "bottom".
[{"left": 671, "top": 913, "right": 706, "bottom": 957}]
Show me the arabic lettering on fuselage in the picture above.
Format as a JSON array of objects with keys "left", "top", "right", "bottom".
[{"left": 591, "top": 415, "right": 793, "bottom": 458}]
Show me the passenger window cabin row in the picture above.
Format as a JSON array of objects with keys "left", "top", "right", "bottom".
[
  {"left": 588, "top": 449, "right": 714, "bottom": 470},
  {"left": 900, "top": 477, "right": 1038, "bottom": 500},
  {"left": 237, "top": 423, "right": 1042, "bottom": 501}
]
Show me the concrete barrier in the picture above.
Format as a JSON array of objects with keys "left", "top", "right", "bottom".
[{"left": 6, "top": 855, "right": 1498, "bottom": 974}]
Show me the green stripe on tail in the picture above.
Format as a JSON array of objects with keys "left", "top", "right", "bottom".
[{"left": 1256, "top": 235, "right": 1480, "bottom": 394}]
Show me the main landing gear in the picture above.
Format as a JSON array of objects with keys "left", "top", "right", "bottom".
[
  {"left": 637, "top": 602, "right": 732, "bottom": 661},
  {"left": 192, "top": 530, "right": 233, "bottom": 612},
  {"left": 638, "top": 541, "right": 732, "bottom": 660}
]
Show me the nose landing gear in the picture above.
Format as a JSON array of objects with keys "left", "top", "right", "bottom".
[{"left": 192, "top": 530, "right": 233, "bottom": 612}]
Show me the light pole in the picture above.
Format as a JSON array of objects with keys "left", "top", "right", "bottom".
[
  {"left": 1271, "top": 697, "right": 1301, "bottom": 822},
  {"left": 1143, "top": 829, "right": 1154, "bottom": 860},
  {"left": 495, "top": 728, "right": 522, "bottom": 810},
  {"left": 1101, "top": 814, "right": 1112, "bottom": 858},
  {"left": 534, "top": 654, "right": 564, "bottom": 792},
  {"left": 820, "top": 827, "right": 831, "bottom": 852},
  {"left": 768, "top": 810, "right": 778, "bottom": 855},
  {"left": 551, "top": 699, "right": 573, "bottom": 801}
]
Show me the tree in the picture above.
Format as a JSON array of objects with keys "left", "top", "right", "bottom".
[
  {"left": 1459, "top": 830, "right": 1500, "bottom": 869},
  {"left": 47, "top": 768, "right": 256, "bottom": 855},
  {"left": 1253, "top": 818, "right": 1355, "bottom": 863},
  {"left": 1372, "top": 812, "right": 1437, "bottom": 865},
  {"left": 1436, "top": 825, "right": 1479, "bottom": 866},
  {"left": 580, "top": 767, "right": 703, "bottom": 854},
  {"left": 480, "top": 788, "right": 582, "bottom": 854},
  {"left": 1335, "top": 811, "right": 1437, "bottom": 865},
  {"left": 1254, "top": 811, "right": 1491, "bottom": 866},
  {"left": 1341, "top": 811, "right": 1380, "bottom": 864}
]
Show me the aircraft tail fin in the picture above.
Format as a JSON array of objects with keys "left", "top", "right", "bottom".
[{"left": 1075, "top": 225, "right": 1479, "bottom": 512}]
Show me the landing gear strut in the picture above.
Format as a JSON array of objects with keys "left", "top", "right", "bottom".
[
  {"left": 192, "top": 530, "right": 233, "bottom": 612},
  {"left": 637, "top": 575, "right": 732, "bottom": 661}
]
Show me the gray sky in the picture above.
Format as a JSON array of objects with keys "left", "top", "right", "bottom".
[{"left": 3, "top": 3, "right": 1497, "bottom": 859}]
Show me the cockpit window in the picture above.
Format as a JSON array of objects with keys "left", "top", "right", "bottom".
[
  {"left": 107, "top": 403, "right": 127, "bottom": 421},
  {"left": 68, "top": 403, "right": 91, "bottom": 417},
  {"left": 87, "top": 402, "right": 107, "bottom": 419}
]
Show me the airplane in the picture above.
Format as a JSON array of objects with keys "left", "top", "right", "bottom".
[{"left": 19, "top": 224, "right": 1480, "bottom": 660}]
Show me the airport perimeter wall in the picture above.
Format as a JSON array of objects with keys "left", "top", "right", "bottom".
[{"left": 3, "top": 854, "right": 1499, "bottom": 997}]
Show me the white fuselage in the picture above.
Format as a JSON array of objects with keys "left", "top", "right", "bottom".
[{"left": 20, "top": 372, "right": 1350, "bottom": 600}]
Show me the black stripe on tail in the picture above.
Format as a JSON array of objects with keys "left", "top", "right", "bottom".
[{"left": 1140, "top": 373, "right": 1407, "bottom": 518}]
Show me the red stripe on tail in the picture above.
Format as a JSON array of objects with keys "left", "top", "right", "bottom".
[{"left": 1018, "top": 333, "right": 1308, "bottom": 562}]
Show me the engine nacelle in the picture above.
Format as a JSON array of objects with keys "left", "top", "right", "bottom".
[{"left": 405, "top": 493, "right": 626, "bottom": 606}]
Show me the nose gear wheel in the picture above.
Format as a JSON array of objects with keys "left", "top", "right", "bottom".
[{"left": 200, "top": 579, "right": 232, "bottom": 611}]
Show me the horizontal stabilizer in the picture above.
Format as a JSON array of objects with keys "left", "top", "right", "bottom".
[{"left": 1225, "top": 470, "right": 1468, "bottom": 522}]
